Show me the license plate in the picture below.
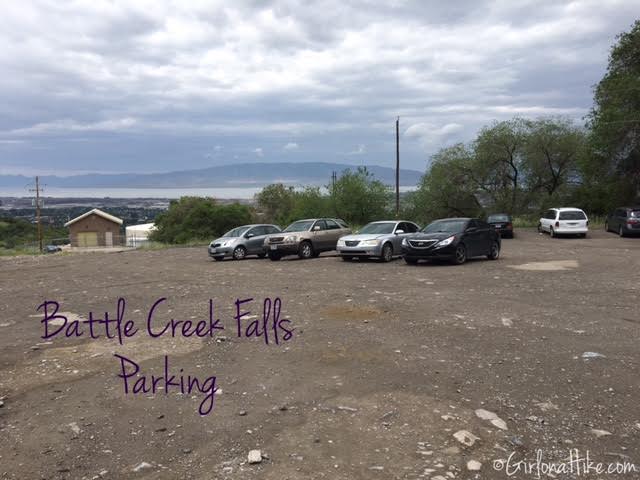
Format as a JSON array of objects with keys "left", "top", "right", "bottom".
[{"left": 270, "top": 245, "right": 277, "bottom": 250}]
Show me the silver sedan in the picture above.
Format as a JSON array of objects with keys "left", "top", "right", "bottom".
[{"left": 336, "top": 220, "right": 420, "bottom": 262}]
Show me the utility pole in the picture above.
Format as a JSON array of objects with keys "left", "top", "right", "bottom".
[
  {"left": 29, "top": 176, "right": 44, "bottom": 252},
  {"left": 395, "top": 116, "right": 400, "bottom": 218}
]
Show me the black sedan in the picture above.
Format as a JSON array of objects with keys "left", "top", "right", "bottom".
[
  {"left": 487, "top": 213, "right": 514, "bottom": 238},
  {"left": 401, "top": 218, "right": 501, "bottom": 265}
]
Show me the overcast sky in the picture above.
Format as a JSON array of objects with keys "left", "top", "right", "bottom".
[{"left": 1, "top": 0, "right": 638, "bottom": 176}]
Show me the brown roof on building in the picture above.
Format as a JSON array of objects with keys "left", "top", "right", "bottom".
[{"left": 64, "top": 208, "right": 123, "bottom": 227}]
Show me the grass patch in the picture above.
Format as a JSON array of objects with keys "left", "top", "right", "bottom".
[{"left": 0, "top": 247, "right": 39, "bottom": 257}]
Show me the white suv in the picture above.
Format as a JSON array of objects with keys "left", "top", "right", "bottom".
[{"left": 538, "top": 208, "right": 589, "bottom": 238}]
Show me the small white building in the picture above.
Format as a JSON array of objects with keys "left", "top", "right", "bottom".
[{"left": 125, "top": 223, "right": 156, "bottom": 247}]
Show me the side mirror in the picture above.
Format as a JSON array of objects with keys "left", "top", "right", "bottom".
[
  {"left": 246, "top": 233, "right": 255, "bottom": 238},
  {"left": 395, "top": 229, "right": 404, "bottom": 235},
  {"left": 313, "top": 225, "right": 320, "bottom": 231}
]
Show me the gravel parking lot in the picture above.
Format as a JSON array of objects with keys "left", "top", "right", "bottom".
[{"left": 1, "top": 228, "right": 639, "bottom": 479}]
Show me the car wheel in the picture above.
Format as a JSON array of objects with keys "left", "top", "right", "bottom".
[
  {"left": 298, "top": 241, "right": 314, "bottom": 259},
  {"left": 487, "top": 241, "right": 500, "bottom": 260},
  {"left": 232, "top": 246, "right": 247, "bottom": 260},
  {"left": 453, "top": 244, "right": 467, "bottom": 265},
  {"left": 404, "top": 257, "right": 418, "bottom": 265},
  {"left": 381, "top": 243, "right": 393, "bottom": 262},
  {"left": 550, "top": 227, "right": 555, "bottom": 238},
  {"left": 213, "top": 257, "right": 224, "bottom": 262},
  {"left": 268, "top": 252, "right": 281, "bottom": 261},
  {"left": 619, "top": 226, "right": 625, "bottom": 237}
]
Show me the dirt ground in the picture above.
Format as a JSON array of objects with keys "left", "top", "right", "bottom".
[{"left": 1, "top": 228, "right": 639, "bottom": 480}]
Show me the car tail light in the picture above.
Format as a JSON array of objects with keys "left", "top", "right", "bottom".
[
  {"left": 555, "top": 221, "right": 559, "bottom": 227},
  {"left": 628, "top": 218, "right": 639, "bottom": 225}
]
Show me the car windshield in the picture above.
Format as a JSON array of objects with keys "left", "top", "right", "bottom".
[
  {"left": 422, "top": 220, "right": 467, "bottom": 234},
  {"left": 284, "top": 220, "right": 314, "bottom": 232},
  {"left": 223, "top": 226, "right": 250, "bottom": 237},
  {"left": 359, "top": 222, "right": 396, "bottom": 234},
  {"left": 631, "top": 210, "right": 640, "bottom": 218},
  {"left": 559, "top": 211, "right": 586, "bottom": 220},
  {"left": 488, "top": 214, "right": 509, "bottom": 222}
]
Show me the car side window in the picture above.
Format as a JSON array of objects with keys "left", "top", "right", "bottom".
[
  {"left": 252, "top": 226, "right": 266, "bottom": 236},
  {"left": 620, "top": 209, "right": 627, "bottom": 218},
  {"left": 477, "top": 220, "right": 490, "bottom": 229},
  {"left": 395, "top": 222, "right": 406, "bottom": 233},
  {"left": 313, "top": 220, "right": 327, "bottom": 230},
  {"left": 325, "top": 219, "right": 340, "bottom": 230},
  {"left": 467, "top": 219, "right": 478, "bottom": 229},
  {"left": 267, "top": 226, "right": 280, "bottom": 234}
]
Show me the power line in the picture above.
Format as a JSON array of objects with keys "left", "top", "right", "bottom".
[{"left": 395, "top": 116, "right": 400, "bottom": 218}]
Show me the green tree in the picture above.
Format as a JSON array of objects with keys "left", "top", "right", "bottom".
[
  {"left": 524, "top": 118, "right": 585, "bottom": 203},
  {"left": 254, "top": 184, "right": 295, "bottom": 225},
  {"left": 150, "top": 197, "right": 252, "bottom": 244},
  {"left": 330, "top": 167, "right": 390, "bottom": 225},
  {"left": 587, "top": 19, "right": 640, "bottom": 207},
  {"left": 407, "top": 144, "right": 482, "bottom": 224},
  {"left": 474, "top": 118, "right": 529, "bottom": 213},
  {"left": 290, "top": 186, "right": 332, "bottom": 221}
]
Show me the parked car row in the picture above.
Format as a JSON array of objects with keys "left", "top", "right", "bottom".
[
  {"left": 209, "top": 216, "right": 501, "bottom": 265},
  {"left": 208, "top": 205, "right": 638, "bottom": 265}
]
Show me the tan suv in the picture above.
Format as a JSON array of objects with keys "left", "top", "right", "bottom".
[{"left": 264, "top": 218, "right": 351, "bottom": 260}]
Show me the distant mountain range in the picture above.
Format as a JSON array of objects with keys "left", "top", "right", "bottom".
[{"left": 0, "top": 162, "right": 423, "bottom": 188}]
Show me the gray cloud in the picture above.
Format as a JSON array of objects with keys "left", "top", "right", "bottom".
[{"left": 0, "top": 0, "right": 638, "bottom": 174}]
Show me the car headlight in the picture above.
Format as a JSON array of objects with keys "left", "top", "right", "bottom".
[
  {"left": 337, "top": 239, "right": 345, "bottom": 246},
  {"left": 436, "top": 235, "right": 456, "bottom": 247},
  {"left": 284, "top": 235, "right": 298, "bottom": 243},
  {"left": 402, "top": 238, "right": 408, "bottom": 246},
  {"left": 361, "top": 239, "right": 380, "bottom": 246}
]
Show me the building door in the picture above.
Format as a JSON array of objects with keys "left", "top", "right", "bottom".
[
  {"left": 105, "top": 231, "right": 113, "bottom": 247},
  {"left": 77, "top": 232, "right": 98, "bottom": 247}
]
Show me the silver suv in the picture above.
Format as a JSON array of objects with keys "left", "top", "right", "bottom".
[
  {"left": 209, "top": 224, "right": 281, "bottom": 261},
  {"left": 264, "top": 218, "right": 351, "bottom": 260}
]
